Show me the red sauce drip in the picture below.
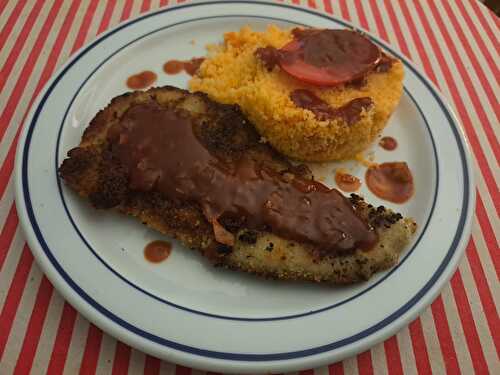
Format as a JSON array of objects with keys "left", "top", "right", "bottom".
[
  {"left": 335, "top": 171, "right": 361, "bottom": 192},
  {"left": 126, "top": 71, "right": 157, "bottom": 90},
  {"left": 107, "top": 102, "right": 378, "bottom": 253},
  {"left": 144, "top": 240, "right": 172, "bottom": 263},
  {"left": 290, "top": 89, "right": 373, "bottom": 124},
  {"left": 379, "top": 136, "right": 398, "bottom": 151},
  {"left": 365, "top": 162, "right": 414, "bottom": 203},
  {"left": 163, "top": 58, "right": 205, "bottom": 76}
]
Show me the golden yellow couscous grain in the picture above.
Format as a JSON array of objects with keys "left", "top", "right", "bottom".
[{"left": 190, "top": 25, "right": 404, "bottom": 161}]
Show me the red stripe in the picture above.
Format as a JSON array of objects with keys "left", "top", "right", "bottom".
[
  {"left": 120, "top": 0, "right": 134, "bottom": 21},
  {"left": 381, "top": 0, "right": 410, "bottom": 57},
  {"left": 0, "top": 0, "right": 10, "bottom": 17},
  {"left": 469, "top": 0, "right": 500, "bottom": 51},
  {"left": 0, "top": 0, "right": 64, "bottom": 143},
  {"left": 0, "top": 0, "right": 44, "bottom": 101},
  {"left": 13, "top": 276, "right": 54, "bottom": 375},
  {"left": 339, "top": 0, "right": 350, "bottom": 21},
  {"left": 307, "top": 0, "right": 317, "bottom": 9},
  {"left": 357, "top": 350, "right": 374, "bottom": 375},
  {"left": 383, "top": 336, "right": 403, "bottom": 375},
  {"left": 455, "top": 0, "right": 500, "bottom": 85},
  {"left": 431, "top": 0, "right": 500, "bottom": 163},
  {"left": 397, "top": 0, "right": 438, "bottom": 83},
  {"left": 329, "top": 362, "right": 344, "bottom": 375},
  {"left": 409, "top": 318, "right": 432, "bottom": 375},
  {"left": 0, "top": 0, "right": 28, "bottom": 55},
  {"left": 368, "top": 0, "right": 389, "bottom": 41},
  {"left": 141, "top": 0, "right": 152, "bottom": 13},
  {"left": 323, "top": 0, "right": 332, "bottom": 14},
  {"left": 353, "top": 0, "right": 369, "bottom": 30},
  {"left": 97, "top": 0, "right": 117, "bottom": 35},
  {"left": 0, "top": 245, "right": 34, "bottom": 359},
  {"left": 0, "top": 0, "right": 83, "bottom": 200},
  {"left": 475, "top": 193, "right": 500, "bottom": 279},
  {"left": 111, "top": 341, "right": 132, "bottom": 375},
  {"left": 175, "top": 365, "right": 191, "bottom": 375},
  {"left": 430, "top": 296, "right": 460, "bottom": 375},
  {"left": 46, "top": 303, "right": 78, "bottom": 375},
  {"left": 79, "top": 324, "right": 103, "bottom": 375},
  {"left": 160, "top": 0, "right": 170, "bottom": 7},
  {"left": 70, "top": 0, "right": 99, "bottom": 54},
  {"left": 466, "top": 240, "right": 500, "bottom": 356},
  {"left": 450, "top": 271, "right": 490, "bottom": 375},
  {"left": 408, "top": 0, "right": 500, "bottom": 215},
  {"left": 0, "top": 204, "right": 18, "bottom": 271},
  {"left": 143, "top": 355, "right": 161, "bottom": 375}
]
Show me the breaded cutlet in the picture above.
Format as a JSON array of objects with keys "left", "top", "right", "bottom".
[{"left": 59, "top": 86, "right": 416, "bottom": 284}]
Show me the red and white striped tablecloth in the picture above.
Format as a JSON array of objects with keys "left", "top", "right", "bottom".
[{"left": 0, "top": 0, "right": 498, "bottom": 374}]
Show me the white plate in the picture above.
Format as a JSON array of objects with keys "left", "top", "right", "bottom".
[{"left": 15, "top": 1, "right": 474, "bottom": 373}]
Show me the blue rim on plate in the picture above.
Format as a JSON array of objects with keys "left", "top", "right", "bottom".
[
  {"left": 19, "top": 1, "right": 470, "bottom": 361},
  {"left": 55, "top": 15, "right": 439, "bottom": 322}
]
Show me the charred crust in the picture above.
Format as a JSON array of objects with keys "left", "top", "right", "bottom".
[{"left": 238, "top": 230, "right": 258, "bottom": 244}]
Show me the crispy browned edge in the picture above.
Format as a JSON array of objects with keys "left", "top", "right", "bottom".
[{"left": 59, "top": 86, "right": 416, "bottom": 283}]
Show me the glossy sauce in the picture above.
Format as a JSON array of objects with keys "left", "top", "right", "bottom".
[
  {"left": 126, "top": 71, "right": 157, "bottom": 90},
  {"left": 335, "top": 171, "right": 361, "bottom": 192},
  {"left": 108, "top": 103, "right": 378, "bottom": 252},
  {"left": 144, "top": 240, "right": 172, "bottom": 263},
  {"left": 163, "top": 58, "right": 205, "bottom": 76},
  {"left": 290, "top": 89, "right": 373, "bottom": 124},
  {"left": 365, "top": 162, "right": 414, "bottom": 203},
  {"left": 379, "top": 136, "right": 398, "bottom": 151}
]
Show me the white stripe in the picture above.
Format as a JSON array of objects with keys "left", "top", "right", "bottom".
[
  {"left": 330, "top": 0, "right": 342, "bottom": 16},
  {"left": 418, "top": 306, "right": 446, "bottom": 374},
  {"left": 376, "top": 0, "right": 406, "bottom": 54},
  {"left": 0, "top": 0, "right": 54, "bottom": 115},
  {"left": 160, "top": 360, "right": 176, "bottom": 375},
  {"left": 458, "top": 257, "right": 497, "bottom": 373},
  {"left": 396, "top": 327, "right": 418, "bottom": 375},
  {"left": 30, "top": 289, "right": 65, "bottom": 375},
  {"left": 129, "top": 348, "right": 146, "bottom": 374},
  {"left": 370, "top": 342, "right": 388, "bottom": 375},
  {"left": 0, "top": 182, "right": 14, "bottom": 230},
  {"left": 0, "top": 262, "right": 43, "bottom": 373},
  {"left": 342, "top": 354, "right": 359, "bottom": 375},
  {"left": 0, "top": 0, "right": 34, "bottom": 68},
  {"left": 95, "top": 333, "right": 117, "bottom": 374},
  {"left": 410, "top": 1, "right": 499, "bottom": 185},
  {"left": 395, "top": 0, "right": 499, "bottom": 224},
  {"left": 55, "top": 0, "right": 91, "bottom": 65},
  {"left": 0, "top": 0, "right": 70, "bottom": 171},
  {"left": 468, "top": 0, "right": 500, "bottom": 47},
  {"left": 433, "top": 0, "right": 500, "bottom": 146},
  {"left": 314, "top": 364, "right": 330, "bottom": 375},
  {"left": 63, "top": 313, "right": 90, "bottom": 375},
  {"left": 346, "top": 0, "right": 361, "bottom": 29},
  {"left": 471, "top": 225, "right": 500, "bottom": 305},
  {"left": 439, "top": 282, "right": 475, "bottom": 374},
  {"left": 0, "top": 230, "right": 25, "bottom": 310}
]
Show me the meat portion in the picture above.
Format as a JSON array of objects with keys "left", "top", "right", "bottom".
[{"left": 59, "top": 86, "right": 416, "bottom": 283}]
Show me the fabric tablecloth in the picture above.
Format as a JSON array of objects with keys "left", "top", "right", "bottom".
[{"left": 0, "top": 0, "right": 498, "bottom": 374}]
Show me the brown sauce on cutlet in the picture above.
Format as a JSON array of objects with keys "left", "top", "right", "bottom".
[
  {"left": 163, "top": 58, "right": 205, "bottom": 76},
  {"left": 335, "top": 171, "right": 361, "bottom": 192},
  {"left": 126, "top": 71, "right": 157, "bottom": 90},
  {"left": 290, "top": 89, "right": 373, "bottom": 124},
  {"left": 144, "top": 240, "right": 172, "bottom": 263},
  {"left": 379, "top": 136, "right": 398, "bottom": 151},
  {"left": 107, "top": 102, "right": 378, "bottom": 252},
  {"left": 366, "top": 162, "right": 414, "bottom": 203}
]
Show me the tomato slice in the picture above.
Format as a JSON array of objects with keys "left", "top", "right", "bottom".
[{"left": 278, "top": 30, "right": 381, "bottom": 87}]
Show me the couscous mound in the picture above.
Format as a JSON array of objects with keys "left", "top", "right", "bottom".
[{"left": 190, "top": 25, "right": 404, "bottom": 161}]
